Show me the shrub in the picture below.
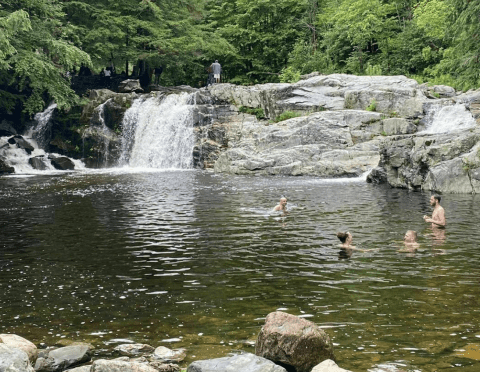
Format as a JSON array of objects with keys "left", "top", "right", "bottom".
[
  {"left": 239, "top": 106, "right": 265, "bottom": 120},
  {"left": 271, "top": 111, "right": 302, "bottom": 123},
  {"left": 366, "top": 99, "right": 377, "bottom": 112}
]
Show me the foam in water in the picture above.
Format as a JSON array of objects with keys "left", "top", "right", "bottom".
[
  {"left": 422, "top": 103, "right": 476, "bottom": 134},
  {"left": 1, "top": 103, "right": 85, "bottom": 174},
  {"left": 118, "top": 93, "right": 195, "bottom": 169}
]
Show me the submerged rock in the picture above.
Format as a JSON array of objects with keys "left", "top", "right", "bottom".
[
  {"left": 255, "top": 312, "right": 335, "bottom": 372},
  {"left": 187, "top": 352, "right": 286, "bottom": 372},
  {"left": 152, "top": 347, "right": 186, "bottom": 363}
]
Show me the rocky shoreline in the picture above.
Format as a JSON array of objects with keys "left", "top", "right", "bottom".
[
  {"left": 2, "top": 73, "right": 480, "bottom": 193},
  {"left": 0, "top": 312, "right": 351, "bottom": 372}
]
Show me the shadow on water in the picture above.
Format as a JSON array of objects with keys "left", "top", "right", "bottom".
[{"left": 1, "top": 170, "right": 480, "bottom": 371}]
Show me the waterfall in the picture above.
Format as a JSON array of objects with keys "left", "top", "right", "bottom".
[
  {"left": 118, "top": 93, "right": 196, "bottom": 169},
  {"left": 422, "top": 104, "right": 476, "bottom": 134},
  {"left": 27, "top": 102, "right": 57, "bottom": 149}
]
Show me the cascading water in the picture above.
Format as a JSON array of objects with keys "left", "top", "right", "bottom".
[
  {"left": 118, "top": 93, "right": 196, "bottom": 169},
  {"left": 0, "top": 103, "right": 84, "bottom": 174},
  {"left": 26, "top": 102, "right": 57, "bottom": 149},
  {"left": 421, "top": 103, "right": 476, "bottom": 134}
]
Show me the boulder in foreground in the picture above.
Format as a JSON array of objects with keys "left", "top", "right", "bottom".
[{"left": 255, "top": 312, "right": 335, "bottom": 372}]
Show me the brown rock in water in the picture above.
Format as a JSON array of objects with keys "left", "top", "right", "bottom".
[{"left": 255, "top": 311, "right": 335, "bottom": 372}]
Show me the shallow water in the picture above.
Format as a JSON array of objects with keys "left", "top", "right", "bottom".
[{"left": 1, "top": 170, "right": 479, "bottom": 371}]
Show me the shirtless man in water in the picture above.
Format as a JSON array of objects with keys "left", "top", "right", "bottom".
[
  {"left": 423, "top": 195, "right": 446, "bottom": 228},
  {"left": 398, "top": 230, "right": 420, "bottom": 253},
  {"left": 273, "top": 197, "right": 288, "bottom": 212}
]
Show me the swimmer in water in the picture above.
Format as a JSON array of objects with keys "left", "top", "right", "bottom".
[
  {"left": 336, "top": 231, "right": 375, "bottom": 258},
  {"left": 273, "top": 197, "right": 288, "bottom": 213},
  {"left": 398, "top": 230, "right": 420, "bottom": 253}
]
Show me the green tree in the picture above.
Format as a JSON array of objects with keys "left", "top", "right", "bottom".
[
  {"left": 0, "top": 0, "right": 91, "bottom": 117},
  {"left": 206, "top": 0, "right": 308, "bottom": 84}
]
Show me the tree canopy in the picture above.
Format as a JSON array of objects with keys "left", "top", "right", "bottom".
[{"left": 2, "top": 0, "right": 480, "bottom": 119}]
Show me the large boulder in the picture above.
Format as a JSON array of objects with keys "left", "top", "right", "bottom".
[
  {"left": 0, "top": 334, "right": 37, "bottom": 363},
  {"left": 187, "top": 353, "right": 287, "bottom": 372},
  {"left": 255, "top": 312, "right": 335, "bottom": 372},
  {"left": 209, "top": 74, "right": 426, "bottom": 119},
  {"left": 29, "top": 157, "right": 49, "bottom": 170},
  {"left": 48, "top": 156, "right": 75, "bottom": 170},
  {"left": 0, "top": 343, "right": 35, "bottom": 372},
  {"left": 118, "top": 80, "right": 143, "bottom": 94},
  {"left": 213, "top": 110, "right": 381, "bottom": 177},
  {"left": 34, "top": 345, "right": 91, "bottom": 372},
  {"left": 368, "top": 129, "right": 480, "bottom": 193}
]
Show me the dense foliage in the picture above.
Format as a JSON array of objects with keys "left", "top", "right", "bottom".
[{"left": 1, "top": 0, "right": 480, "bottom": 119}]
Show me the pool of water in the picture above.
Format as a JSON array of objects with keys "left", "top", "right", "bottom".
[{"left": 1, "top": 170, "right": 479, "bottom": 371}]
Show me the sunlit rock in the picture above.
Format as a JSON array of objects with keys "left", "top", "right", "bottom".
[
  {"left": 34, "top": 345, "right": 91, "bottom": 372},
  {"left": 255, "top": 311, "right": 335, "bottom": 372},
  {"left": 152, "top": 347, "right": 186, "bottom": 363},
  {"left": 187, "top": 352, "right": 286, "bottom": 372},
  {"left": 0, "top": 343, "right": 35, "bottom": 372},
  {"left": 311, "top": 359, "right": 352, "bottom": 372},
  {"left": 0, "top": 334, "right": 37, "bottom": 363}
]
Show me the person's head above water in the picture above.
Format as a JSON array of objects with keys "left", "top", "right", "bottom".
[
  {"left": 404, "top": 230, "right": 417, "bottom": 243},
  {"left": 430, "top": 194, "right": 441, "bottom": 206},
  {"left": 337, "top": 231, "right": 352, "bottom": 245},
  {"left": 279, "top": 197, "right": 287, "bottom": 206}
]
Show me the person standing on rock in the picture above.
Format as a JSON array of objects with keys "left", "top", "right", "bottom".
[
  {"left": 210, "top": 60, "right": 222, "bottom": 83},
  {"left": 423, "top": 195, "right": 446, "bottom": 228}
]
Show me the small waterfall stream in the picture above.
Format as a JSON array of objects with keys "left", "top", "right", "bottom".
[
  {"left": 422, "top": 103, "right": 476, "bottom": 134},
  {"left": 118, "top": 93, "right": 196, "bottom": 169}
]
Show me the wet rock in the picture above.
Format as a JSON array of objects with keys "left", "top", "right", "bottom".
[
  {"left": 0, "top": 343, "right": 35, "bottom": 372},
  {"left": 311, "top": 359, "right": 352, "bottom": 372},
  {"left": 382, "top": 118, "right": 417, "bottom": 135},
  {"left": 0, "top": 159, "right": 15, "bottom": 174},
  {"left": 187, "top": 352, "right": 286, "bottom": 372},
  {"left": 255, "top": 311, "right": 335, "bottom": 372},
  {"left": 118, "top": 80, "right": 144, "bottom": 94},
  {"left": 91, "top": 359, "right": 157, "bottom": 372},
  {"left": 29, "top": 156, "right": 49, "bottom": 170},
  {"left": 0, "top": 120, "right": 17, "bottom": 136},
  {"left": 34, "top": 345, "right": 92, "bottom": 372},
  {"left": 48, "top": 156, "right": 75, "bottom": 170},
  {"left": 113, "top": 344, "right": 155, "bottom": 357},
  {"left": 0, "top": 334, "right": 38, "bottom": 363},
  {"left": 8, "top": 135, "right": 34, "bottom": 155},
  {"left": 152, "top": 347, "right": 185, "bottom": 363}
]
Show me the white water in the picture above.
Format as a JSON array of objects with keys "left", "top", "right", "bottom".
[
  {"left": 421, "top": 103, "right": 476, "bottom": 134},
  {"left": 1, "top": 103, "right": 84, "bottom": 174},
  {"left": 27, "top": 102, "right": 57, "bottom": 149},
  {"left": 118, "top": 93, "right": 196, "bottom": 169}
]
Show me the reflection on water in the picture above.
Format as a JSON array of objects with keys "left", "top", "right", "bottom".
[{"left": 1, "top": 170, "right": 480, "bottom": 371}]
